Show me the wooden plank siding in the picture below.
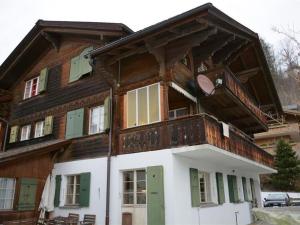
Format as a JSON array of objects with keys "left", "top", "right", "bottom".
[
  {"left": 118, "top": 114, "right": 273, "bottom": 167},
  {"left": 0, "top": 154, "right": 53, "bottom": 223}
]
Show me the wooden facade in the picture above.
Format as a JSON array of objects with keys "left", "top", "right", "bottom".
[{"left": 0, "top": 4, "right": 282, "bottom": 223}]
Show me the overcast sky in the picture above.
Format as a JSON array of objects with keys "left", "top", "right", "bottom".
[{"left": 1, "top": 0, "right": 299, "bottom": 65}]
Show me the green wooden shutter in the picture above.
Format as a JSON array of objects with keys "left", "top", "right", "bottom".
[
  {"left": 69, "top": 47, "right": 93, "bottom": 83},
  {"left": 250, "top": 178, "right": 256, "bottom": 201},
  {"left": 69, "top": 55, "right": 81, "bottom": 83},
  {"left": 9, "top": 125, "right": 19, "bottom": 143},
  {"left": 216, "top": 172, "right": 225, "bottom": 204},
  {"left": 190, "top": 168, "right": 200, "bottom": 207},
  {"left": 44, "top": 116, "right": 54, "bottom": 135},
  {"left": 104, "top": 96, "right": 111, "bottom": 131},
  {"left": 227, "top": 175, "right": 234, "bottom": 203},
  {"left": 242, "top": 177, "right": 248, "bottom": 201},
  {"left": 147, "top": 166, "right": 165, "bottom": 225},
  {"left": 38, "top": 67, "right": 48, "bottom": 93},
  {"left": 18, "top": 178, "right": 38, "bottom": 211},
  {"left": 79, "top": 47, "right": 93, "bottom": 76},
  {"left": 79, "top": 172, "right": 91, "bottom": 207},
  {"left": 66, "top": 108, "right": 84, "bottom": 139},
  {"left": 54, "top": 175, "right": 61, "bottom": 207}
]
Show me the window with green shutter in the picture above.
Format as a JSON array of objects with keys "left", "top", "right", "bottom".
[
  {"left": 44, "top": 116, "right": 54, "bottom": 135},
  {"left": 216, "top": 172, "right": 225, "bottom": 204},
  {"left": 65, "top": 108, "right": 84, "bottom": 139},
  {"left": 69, "top": 47, "right": 93, "bottom": 83},
  {"left": 104, "top": 96, "right": 111, "bottom": 131},
  {"left": 9, "top": 126, "right": 19, "bottom": 143},
  {"left": 250, "top": 178, "right": 256, "bottom": 202},
  {"left": 38, "top": 68, "right": 48, "bottom": 93},
  {"left": 54, "top": 175, "right": 61, "bottom": 207},
  {"left": 227, "top": 175, "right": 239, "bottom": 203},
  {"left": 79, "top": 172, "right": 91, "bottom": 207},
  {"left": 242, "top": 177, "right": 249, "bottom": 201},
  {"left": 18, "top": 178, "right": 38, "bottom": 211},
  {"left": 189, "top": 168, "right": 200, "bottom": 207}
]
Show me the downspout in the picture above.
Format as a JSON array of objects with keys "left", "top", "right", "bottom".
[
  {"left": 0, "top": 117, "right": 9, "bottom": 152},
  {"left": 87, "top": 56, "right": 115, "bottom": 225},
  {"left": 105, "top": 87, "right": 113, "bottom": 225}
]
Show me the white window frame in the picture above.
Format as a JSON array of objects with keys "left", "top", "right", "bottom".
[
  {"left": 198, "top": 171, "right": 212, "bottom": 204},
  {"left": 0, "top": 178, "right": 16, "bottom": 210},
  {"left": 127, "top": 83, "right": 161, "bottom": 128},
  {"left": 169, "top": 107, "right": 188, "bottom": 120},
  {"left": 89, "top": 105, "right": 104, "bottom": 135},
  {"left": 122, "top": 169, "right": 147, "bottom": 206},
  {"left": 65, "top": 174, "right": 80, "bottom": 206},
  {"left": 20, "top": 125, "right": 31, "bottom": 141},
  {"left": 23, "top": 77, "right": 39, "bottom": 100},
  {"left": 34, "top": 121, "right": 44, "bottom": 138}
]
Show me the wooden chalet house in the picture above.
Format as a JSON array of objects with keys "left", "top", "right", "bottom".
[{"left": 0, "top": 3, "right": 282, "bottom": 225}]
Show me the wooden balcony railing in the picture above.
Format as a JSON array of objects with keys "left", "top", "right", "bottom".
[
  {"left": 222, "top": 68, "right": 268, "bottom": 125},
  {"left": 118, "top": 114, "right": 273, "bottom": 167}
]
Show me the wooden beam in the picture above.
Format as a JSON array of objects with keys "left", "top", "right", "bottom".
[
  {"left": 166, "top": 27, "right": 218, "bottom": 67},
  {"left": 146, "top": 22, "right": 208, "bottom": 49},
  {"left": 236, "top": 67, "right": 260, "bottom": 83},
  {"left": 193, "top": 35, "right": 235, "bottom": 61},
  {"left": 107, "top": 45, "right": 148, "bottom": 65},
  {"left": 213, "top": 39, "right": 248, "bottom": 65},
  {"left": 41, "top": 31, "right": 60, "bottom": 51}
]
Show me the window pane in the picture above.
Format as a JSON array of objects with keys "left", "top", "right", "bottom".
[
  {"left": 136, "top": 170, "right": 145, "bottom": 181},
  {"left": 137, "top": 193, "right": 146, "bottom": 204},
  {"left": 31, "top": 78, "right": 38, "bottom": 96},
  {"left": 137, "top": 181, "right": 146, "bottom": 192},
  {"left": 138, "top": 87, "right": 148, "bottom": 125},
  {"left": 127, "top": 91, "right": 137, "bottom": 127},
  {"left": 123, "top": 171, "right": 134, "bottom": 182},
  {"left": 123, "top": 193, "right": 134, "bottom": 204},
  {"left": 0, "top": 178, "right": 15, "bottom": 210},
  {"left": 176, "top": 108, "right": 188, "bottom": 117},
  {"left": 24, "top": 81, "right": 31, "bottom": 99},
  {"left": 89, "top": 106, "right": 104, "bottom": 134},
  {"left": 34, "top": 121, "right": 44, "bottom": 138},
  {"left": 123, "top": 182, "right": 134, "bottom": 192},
  {"left": 149, "top": 84, "right": 159, "bottom": 123}
]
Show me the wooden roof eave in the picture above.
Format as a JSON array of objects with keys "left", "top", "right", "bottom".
[{"left": 0, "top": 139, "right": 71, "bottom": 164}]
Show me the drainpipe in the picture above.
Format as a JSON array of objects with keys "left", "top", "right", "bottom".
[
  {"left": 87, "top": 56, "right": 114, "bottom": 225},
  {"left": 0, "top": 117, "right": 9, "bottom": 152},
  {"left": 105, "top": 87, "right": 113, "bottom": 225}
]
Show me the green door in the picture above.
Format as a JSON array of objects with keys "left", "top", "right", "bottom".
[{"left": 147, "top": 166, "right": 165, "bottom": 225}]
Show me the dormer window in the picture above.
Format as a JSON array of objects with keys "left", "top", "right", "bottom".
[{"left": 24, "top": 77, "right": 39, "bottom": 99}]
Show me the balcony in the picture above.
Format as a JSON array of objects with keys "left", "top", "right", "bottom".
[
  {"left": 199, "top": 67, "right": 268, "bottom": 133},
  {"left": 118, "top": 114, "right": 273, "bottom": 168}
]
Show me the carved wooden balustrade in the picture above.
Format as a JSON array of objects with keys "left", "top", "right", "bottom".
[
  {"left": 222, "top": 69, "right": 268, "bottom": 126},
  {"left": 118, "top": 114, "right": 273, "bottom": 167}
]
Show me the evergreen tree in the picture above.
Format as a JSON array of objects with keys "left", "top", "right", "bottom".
[{"left": 271, "top": 139, "right": 300, "bottom": 191}]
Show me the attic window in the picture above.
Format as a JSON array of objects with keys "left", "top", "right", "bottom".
[{"left": 24, "top": 77, "right": 39, "bottom": 100}]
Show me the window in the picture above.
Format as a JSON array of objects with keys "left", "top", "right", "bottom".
[
  {"left": 0, "top": 178, "right": 16, "bottom": 210},
  {"left": 123, "top": 170, "right": 146, "bottom": 205},
  {"left": 34, "top": 121, "right": 44, "bottom": 138},
  {"left": 169, "top": 107, "right": 188, "bottom": 120},
  {"left": 24, "top": 77, "right": 39, "bottom": 100},
  {"left": 242, "top": 177, "right": 249, "bottom": 201},
  {"left": 20, "top": 125, "right": 31, "bottom": 141},
  {"left": 198, "top": 171, "right": 211, "bottom": 203},
  {"left": 89, "top": 106, "right": 104, "bottom": 134},
  {"left": 127, "top": 83, "right": 160, "bottom": 127},
  {"left": 227, "top": 175, "right": 239, "bottom": 203},
  {"left": 66, "top": 175, "right": 80, "bottom": 205}
]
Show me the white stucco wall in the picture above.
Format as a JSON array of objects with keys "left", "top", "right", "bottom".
[
  {"left": 51, "top": 157, "right": 108, "bottom": 225},
  {"left": 51, "top": 147, "right": 264, "bottom": 225}
]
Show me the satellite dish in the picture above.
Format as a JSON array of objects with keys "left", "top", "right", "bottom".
[{"left": 197, "top": 74, "right": 215, "bottom": 95}]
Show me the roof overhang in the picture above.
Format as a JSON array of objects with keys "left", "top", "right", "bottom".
[
  {"left": 0, "top": 139, "right": 71, "bottom": 164},
  {"left": 88, "top": 3, "right": 282, "bottom": 114},
  {"left": 0, "top": 20, "right": 133, "bottom": 89},
  {"left": 172, "top": 144, "right": 276, "bottom": 174}
]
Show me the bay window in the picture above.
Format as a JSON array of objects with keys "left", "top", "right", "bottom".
[
  {"left": 127, "top": 83, "right": 160, "bottom": 128},
  {"left": 24, "top": 77, "right": 39, "bottom": 100},
  {"left": 0, "top": 178, "right": 16, "bottom": 210}
]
